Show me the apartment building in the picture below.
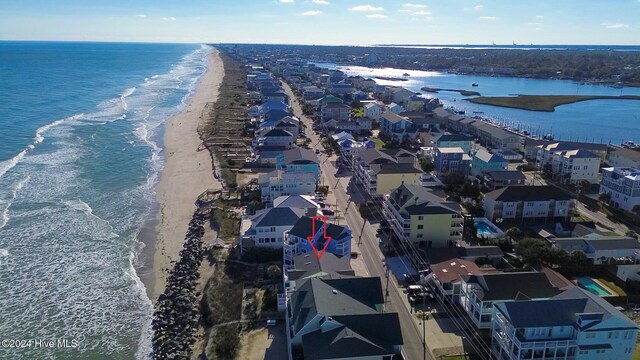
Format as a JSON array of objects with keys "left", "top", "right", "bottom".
[
  {"left": 600, "top": 167, "right": 640, "bottom": 212},
  {"left": 351, "top": 148, "right": 424, "bottom": 197},
  {"left": 483, "top": 186, "right": 575, "bottom": 222}
]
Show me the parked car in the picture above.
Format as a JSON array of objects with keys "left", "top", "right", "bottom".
[
  {"left": 315, "top": 149, "right": 320, "bottom": 154},
  {"left": 322, "top": 209, "right": 335, "bottom": 216}
]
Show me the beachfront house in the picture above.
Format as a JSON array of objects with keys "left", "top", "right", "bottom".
[
  {"left": 254, "top": 128, "right": 294, "bottom": 149},
  {"left": 239, "top": 207, "right": 305, "bottom": 250},
  {"left": 471, "top": 149, "right": 508, "bottom": 176},
  {"left": 460, "top": 272, "right": 562, "bottom": 329},
  {"left": 483, "top": 185, "right": 575, "bottom": 223},
  {"left": 283, "top": 216, "right": 352, "bottom": 268},
  {"left": 287, "top": 277, "right": 403, "bottom": 359},
  {"left": 383, "top": 184, "right": 463, "bottom": 248},
  {"left": 599, "top": 167, "right": 640, "bottom": 213},
  {"left": 275, "top": 148, "right": 321, "bottom": 183},
  {"left": 259, "top": 170, "right": 316, "bottom": 205},
  {"left": 491, "top": 287, "right": 638, "bottom": 360}
]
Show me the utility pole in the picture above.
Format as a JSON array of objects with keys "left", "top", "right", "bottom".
[{"left": 385, "top": 264, "right": 390, "bottom": 301}]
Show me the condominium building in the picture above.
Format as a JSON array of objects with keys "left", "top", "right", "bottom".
[
  {"left": 383, "top": 184, "right": 463, "bottom": 248},
  {"left": 600, "top": 167, "right": 640, "bottom": 212},
  {"left": 483, "top": 186, "right": 575, "bottom": 222},
  {"left": 351, "top": 148, "right": 424, "bottom": 197}
]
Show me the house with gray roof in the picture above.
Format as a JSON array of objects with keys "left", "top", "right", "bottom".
[
  {"left": 276, "top": 147, "right": 321, "bottom": 182},
  {"left": 471, "top": 149, "right": 508, "bottom": 176},
  {"left": 379, "top": 111, "right": 418, "bottom": 143},
  {"left": 482, "top": 170, "right": 527, "bottom": 190},
  {"left": 483, "top": 185, "right": 575, "bottom": 222},
  {"left": 383, "top": 184, "right": 463, "bottom": 248},
  {"left": 285, "top": 252, "right": 355, "bottom": 291},
  {"left": 259, "top": 169, "right": 316, "bottom": 205},
  {"left": 239, "top": 206, "right": 306, "bottom": 251},
  {"left": 491, "top": 287, "right": 638, "bottom": 360},
  {"left": 288, "top": 277, "right": 403, "bottom": 359},
  {"left": 460, "top": 271, "right": 563, "bottom": 328},
  {"left": 284, "top": 216, "right": 352, "bottom": 269},
  {"left": 549, "top": 233, "right": 640, "bottom": 265},
  {"left": 351, "top": 148, "right": 424, "bottom": 197},
  {"left": 609, "top": 147, "right": 640, "bottom": 168}
]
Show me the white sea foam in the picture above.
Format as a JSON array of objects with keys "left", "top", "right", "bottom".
[
  {"left": 0, "top": 113, "right": 84, "bottom": 181},
  {"left": 0, "top": 249, "right": 8, "bottom": 265},
  {"left": 0, "top": 175, "right": 30, "bottom": 229},
  {"left": 0, "top": 45, "right": 212, "bottom": 359}
]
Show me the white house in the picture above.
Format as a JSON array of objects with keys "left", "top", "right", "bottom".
[
  {"left": 364, "top": 102, "right": 383, "bottom": 120},
  {"left": 259, "top": 170, "right": 316, "bottom": 205},
  {"left": 600, "top": 167, "right": 640, "bottom": 213},
  {"left": 609, "top": 147, "right": 640, "bottom": 168},
  {"left": 549, "top": 235, "right": 640, "bottom": 265},
  {"left": 483, "top": 186, "right": 575, "bottom": 222},
  {"left": 239, "top": 207, "right": 305, "bottom": 250},
  {"left": 549, "top": 149, "right": 601, "bottom": 185},
  {"left": 491, "top": 287, "right": 638, "bottom": 360}
]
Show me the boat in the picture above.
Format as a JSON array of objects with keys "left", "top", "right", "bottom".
[
  {"left": 403, "top": 72, "right": 410, "bottom": 77},
  {"left": 472, "top": 83, "right": 479, "bottom": 87}
]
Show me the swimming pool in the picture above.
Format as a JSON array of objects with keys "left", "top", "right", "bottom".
[
  {"left": 473, "top": 218, "right": 505, "bottom": 238},
  {"left": 476, "top": 222, "right": 496, "bottom": 236},
  {"left": 577, "top": 277, "right": 613, "bottom": 296}
]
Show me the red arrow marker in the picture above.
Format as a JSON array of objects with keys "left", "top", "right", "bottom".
[{"left": 306, "top": 215, "right": 332, "bottom": 260}]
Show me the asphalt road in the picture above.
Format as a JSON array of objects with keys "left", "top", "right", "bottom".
[{"left": 282, "top": 82, "right": 432, "bottom": 360}]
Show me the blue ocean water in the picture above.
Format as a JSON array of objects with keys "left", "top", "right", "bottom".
[
  {"left": 0, "top": 42, "right": 210, "bottom": 359},
  {"left": 316, "top": 63, "right": 640, "bottom": 144}
]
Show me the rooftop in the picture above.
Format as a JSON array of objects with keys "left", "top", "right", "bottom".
[{"left": 485, "top": 185, "right": 573, "bottom": 202}]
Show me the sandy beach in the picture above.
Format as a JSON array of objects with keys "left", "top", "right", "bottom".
[{"left": 149, "top": 48, "right": 224, "bottom": 301}]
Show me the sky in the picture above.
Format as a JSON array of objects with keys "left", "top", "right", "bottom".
[{"left": 0, "top": 0, "right": 639, "bottom": 45}]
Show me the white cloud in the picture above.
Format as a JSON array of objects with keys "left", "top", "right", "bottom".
[
  {"left": 349, "top": 5, "right": 384, "bottom": 12},
  {"left": 279, "top": 0, "right": 295, "bottom": 3},
  {"left": 366, "top": 13, "right": 388, "bottom": 18},
  {"left": 403, "top": 3, "right": 427, "bottom": 8},
  {"left": 527, "top": 22, "right": 542, "bottom": 26},
  {"left": 535, "top": 15, "right": 544, "bottom": 19},
  {"left": 479, "top": 16, "right": 497, "bottom": 20},
  {"left": 134, "top": 14, "right": 146, "bottom": 18},
  {"left": 410, "top": 10, "right": 432, "bottom": 16},
  {"left": 605, "top": 23, "right": 629, "bottom": 29},
  {"left": 300, "top": 10, "right": 322, "bottom": 16},
  {"left": 161, "top": 17, "right": 176, "bottom": 21},
  {"left": 474, "top": 5, "right": 484, "bottom": 10},
  {"left": 312, "top": 0, "right": 329, "bottom": 4}
]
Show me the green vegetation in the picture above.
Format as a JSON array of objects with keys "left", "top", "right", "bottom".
[
  {"left": 421, "top": 86, "right": 480, "bottom": 96},
  {"left": 240, "top": 247, "right": 283, "bottom": 263},
  {"left": 515, "top": 238, "right": 592, "bottom": 268},
  {"left": 418, "top": 156, "right": 435, "bottom": 173},
  {"left": 206, "top": 323, "right": 241, "bottom": 360},
  {"left": 372, "top": 137, "right": 385, "bottom": 149},
  {"left": 210, "top": 207, "right": 240, "bottom": 242},
  {"left": 467, "top": 94, "right": 640, "bottom": 112},
  {"left": 200, "top": 51, "right": 253, "bottom": 188},
  {"left": 353, "top": 107, "right": 364, "bottom": 118}
]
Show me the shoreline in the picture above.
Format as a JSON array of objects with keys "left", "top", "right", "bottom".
[{"left": 144, "top": 48, "right": 224, "bottom": 302}]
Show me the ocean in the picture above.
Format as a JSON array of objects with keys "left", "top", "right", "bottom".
[{"left": 0, "top": 41, "right": 210, "bottom": 359}]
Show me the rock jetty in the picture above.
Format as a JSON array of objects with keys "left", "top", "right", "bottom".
[{"left": 151, "top": 209, "right": 208, "bottom": 359}]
